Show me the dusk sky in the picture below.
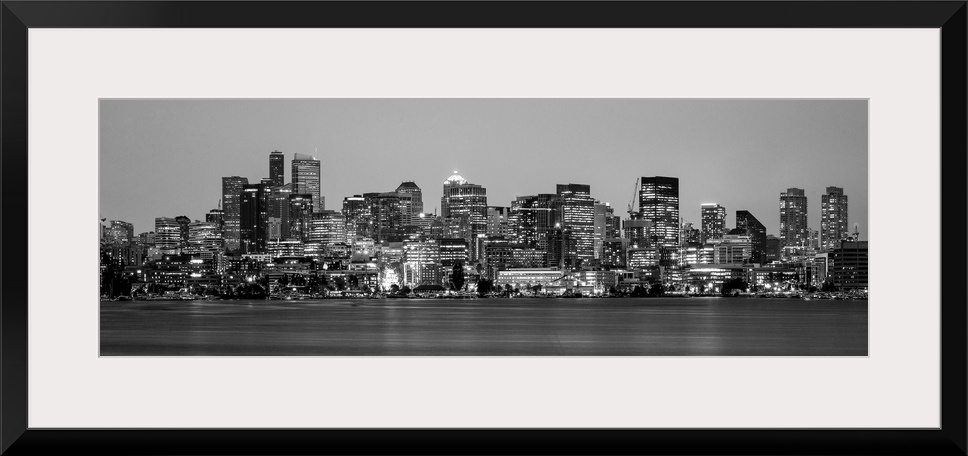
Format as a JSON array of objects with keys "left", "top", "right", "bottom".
[{"left": 99, "top": 99, "right": 867, "bottom": 239}]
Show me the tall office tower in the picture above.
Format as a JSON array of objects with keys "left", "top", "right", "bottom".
[
  {"left": 821, "top": 186, "right": 849, "bottom": 251},
  {"left": 342, "top": 195, "right": 368, "bottom": 241},
  {"left": 511, "top": 194, "right": 558, "bottom": 262},
  {"left": 395, "top": 181, "right": 423, "bottom": 225},
  {"left": 441, "top": 171, "right": 487, "bottom": 260},
  {"left": 735, "top": 210, "right": 767, "bottom": 262},
  {"left": 604, "top": 204, "right": 621, "bottom": 239},
  {"left": 700, "top": 203, "right": 726, "bottom": 243},
  {"left": 174, "top": 215, "right": 192, "bottom": 249},
  {"left": 681, "top": 221, "right": 701, "bottom": 244},
  {"left": 154, "top": 217, "right": 182, "bottom": 255},
  {"left": 268, "top": 150, "right": 285, "bottom": 187},
  {"left": 239, "top": 183, "right": 270, "bottom": 254},
  {"left": 638, "top": 176, "right": 680, "bottom": 249},
  {"left": 556, "top": 183, "right": 595, "bottom": 269},
  {"left": 363, "top": 192, "right": 406, "bottom": 242},
  {"left": 288, "top": 193, "right": 314, "bottom": 241},
  {"left": 268, "top": 184, "right": 292, "bottom": 240},
  {"left": 205, "top": 208, "right": 224, "bottom": 230},
  {"left": 593, "top": 201, "right": 608, "bottom": 261},
  {"left": 221, "top": 176, "right": 249, "bottom": 252},
  {"left": 291, "top": 153, "right": 322, "bottom": 211},
  {"left": 779, "top": 187, "right": 808, "bottom": 247}
]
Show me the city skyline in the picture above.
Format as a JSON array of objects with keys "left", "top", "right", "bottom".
[{"left": 99, "top": 99, "right": 868, "bottom": 239}]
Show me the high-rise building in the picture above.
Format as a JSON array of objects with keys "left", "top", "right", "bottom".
[
  {"left": 268, "top": 150, "right": 285, "bottom": 188},
  {"left": 287, "top": 193, "right": 314, "bottom": 241},
  {"left": 239, "top": 183, "right": 270, "bottom": 254},
  {"left": 308, "top": 210, "right": 346, "bottom": 246},
  {"left": 486, "top": 206, "right": 513, "bottom": 238},
  {"left": 268, "top": 184, "right": 292, "bottom": 241},
  {"left": 780, "top": 187, "right": 808, "bottom": 247},
  {"left": 221, "top": 176, "right": 249, "bottom": 252},
  {"left": 342, "top": 195, "right": 368, "bottom": 241},
  {"left": 735, "top": 210, "right": 767, "bottom": 262},
  {"left": 205, "top": 208, "right": 224, "bottom": 230},
  {"left": 291, "top": 153, "right": 322, "bottom": 211},
  {"left": 395, "top": 181, "right": 423, "bottom": 225},
  {"left": 175, "top": 215, "right": 192, "bottom": 249},
  {"left": 556, "top": 184, "right": 595, "bottom": 269},
  {"left": 821, "top": 186, "right": 849, "bottom": 251},
  {"left": 441, "top": 172, "right": 487, "bottom": 260},
  {"left": 403, "top": 239, "right": 441, "bottom": 287},
  {"left": 700, "top": 203, "right": 726, "bottom": 243},
  {"left": 106, "top": 220, "right": 134, "bottom": 245},
  {"left": 187, "top": 221, "right": 223, "bottom": 260},
  {"left": 511, "top": 194, "right": 559, "bottom": 265},
  {"left": 154, "top": 217, "right": 181, "bottom": 255},
  {"left": 363, "top": 192, "right": 406, "bottom": 242},
  {"left": 638, "top": 176, "right": 680, "bottom": 249},
  {"left": 593, "top": 202, "right": 608, "bottom": 262}
]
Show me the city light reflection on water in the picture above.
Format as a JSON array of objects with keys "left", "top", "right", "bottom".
[{"left": 100, "top": 298, "right": 867, "bottom": 356}]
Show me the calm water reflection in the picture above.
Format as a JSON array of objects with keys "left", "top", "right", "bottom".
[{"left": 100, "top": 297, "right": 868, "bottom": 356}]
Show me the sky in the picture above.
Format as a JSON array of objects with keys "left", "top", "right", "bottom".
[{"left": 99, "top": 99, "right": 867, "bottom": 239}]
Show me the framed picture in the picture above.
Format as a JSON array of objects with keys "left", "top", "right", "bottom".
[{"left": 2, "top": 1, "right": 965, "bottom": 454}]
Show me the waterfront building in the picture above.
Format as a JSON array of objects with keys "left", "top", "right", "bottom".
[
  {"left": 221, "top": 176, "right": 249, "bottom": 252},
  {"left": 557, "top": 184, "right": 596, "bottom": 269},
  {"left": 239, "top": 183, "right": 270, "bottom": 254},
  {"left": 395, "top": 181, "right": 423, "bottom": 225},
  {"left": 441, "top": 171, "right": 487, "bottom": 260},
  {"left": 292, "top": 153, "right": 322, "bottom": 211},
  {"left": 780, "top": 187, "right": 808, "bottom": 247},
  {"left": 308, "top": 210, "right": 346, "bottom": 246},
  {"left": 700, "top": 203, "right": 726, "bottom": 243},
  {"left": 154, "top": 217, "right": 182, "bottom": 255},
  {"left": 494, "top": 268, "right": 569, "bottom": 293},
  {"left": 829, "top": 240, "right": 868, "bottom": 291},
  {"left": 627, "top": 247, "right": 660, "bottom": 270},
  {"left": 735, "top": 210, "right": 766, "bottom": 262},
  {"left": 268, "top": 150, "right": 285, "bottom": 188},
  {"left": 288, "top": 193, "right": 314, "bottom": 241},
  {"left": 821, "top": 186, "right": 849, "bottom": 251},
  {"left": 638, "top": 176, "right": 679, "bottom": 249}
]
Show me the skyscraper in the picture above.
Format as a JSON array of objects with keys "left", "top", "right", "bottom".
[
  {"left": 288, "top": 193, "right": 314, "bottom": 241},
  {"left": 291, "top": 153, "right": 322, "bottom": 212},
  {"left": 342, "top": 195, "right": 368, "bottom": 241},
  {"left": 239, "top": 183, "right": 270, "bottom": 254},
  {"left": 395, "top": 181, "right": 423, "bottom": 225},
  {"left": 221, "top": 176, "right": 249, "bottom": 252},
  {"left": 268, "top": 150, "right": 285, "bottom": 188},
  {"left": 735, "top": 210, "right": 767, "bottom": 262},
  {"left": 638, "top": 176, "right": 680, "bottom": 249},
  {"left": 556, "top": 183, "right": 595, "bottom": 269},
  {"left": 821, "top": 186, "right": 849, "bottom": 251},
  {"left": 441, "top": 171, "right": 487, "bottom": 260},
  {"left": 700, "top": 203, "right": 726, "bottom": 243},
  {"left": 779, "top": 187, "right": 808, "bottom": 247}
]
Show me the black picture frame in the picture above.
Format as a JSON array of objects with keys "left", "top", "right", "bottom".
[{"left": 2, "top": 1, "right": 965, "bottom": 455}]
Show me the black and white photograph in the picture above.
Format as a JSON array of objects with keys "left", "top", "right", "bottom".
[{"left": 99, "top": 98, "right": 868, "bottom": 356}]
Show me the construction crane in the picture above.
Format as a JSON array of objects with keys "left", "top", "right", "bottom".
[{"left": 627, "top": 177, "right": 640, "bottom": 217}]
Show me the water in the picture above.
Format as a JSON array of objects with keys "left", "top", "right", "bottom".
[{"left": 100, "top": 297, "right": 868, "bottom": 356}]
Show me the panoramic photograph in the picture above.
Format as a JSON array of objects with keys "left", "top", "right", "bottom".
[{"left": 99, "top": 99, "right": 868, "bottom": 356}]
